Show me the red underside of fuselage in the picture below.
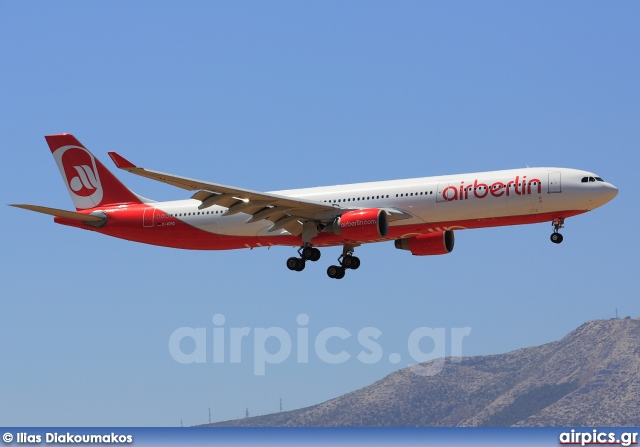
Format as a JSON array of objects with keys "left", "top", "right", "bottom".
[{"left": 55, "top": 209, "right": 587, "bottom": 251}]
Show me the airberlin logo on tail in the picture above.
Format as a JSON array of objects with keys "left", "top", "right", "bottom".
[
  {"left": 53, "top": 145, "right": 104, "bottom": 209},
  {"left": 68, "top": 164, "right": 99, "bottom": 195}
]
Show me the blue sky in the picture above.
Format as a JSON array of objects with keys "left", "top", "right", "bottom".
[{"left": 1, "top": 2, "right": 639, "bottom": 426}]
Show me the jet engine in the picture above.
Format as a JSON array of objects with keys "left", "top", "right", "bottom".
[
  {"left": 394, "top": 230, "right": 455, "bottom": 256},
  {"left": 328, "top": 208, "right": 389, "bottom": 241}
]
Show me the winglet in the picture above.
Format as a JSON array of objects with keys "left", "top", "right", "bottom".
[{"left": 108, "top": 152, "right": 137, "bottom": 170}]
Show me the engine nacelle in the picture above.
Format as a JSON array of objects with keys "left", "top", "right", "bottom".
[
  {"left": 330, "top": 208, "right": 389, "bottom": 241},
  {"left": 394, "top": 230, "right": 455, "bottom": 256}
]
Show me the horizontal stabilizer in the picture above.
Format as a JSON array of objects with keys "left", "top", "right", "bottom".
[{"left": 9, "top": 204, "right": 106, "bottom": 222}]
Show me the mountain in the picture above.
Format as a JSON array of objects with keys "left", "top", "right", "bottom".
[{"left": 206, "top": 318, "right": 640, "bottom": 427}]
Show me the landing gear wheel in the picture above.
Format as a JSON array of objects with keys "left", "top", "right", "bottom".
[
  {"left": 301, "top": 246, "right": 314, "bottom": 260},
  {"left": 327, "top": 265, "right": 345, "bottom": 279},
  {"left": 342, "top": 255, "right": 361, "bottom": 270},
  {"left": 300, "top": 246, "right": 321, "bottom": 262},
  {"left": 286, "top": 257, "right": 305, "bottom": 271},
  {"left": 286, "top": 257, "right": 298, "bottom": 270},
  {"left": 550, "top": 233, "right": 564, "bottom": 244}
]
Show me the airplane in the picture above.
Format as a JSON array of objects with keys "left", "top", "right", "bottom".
[{"left": 11, "top": 134, "right": 618, "bottom": 279}]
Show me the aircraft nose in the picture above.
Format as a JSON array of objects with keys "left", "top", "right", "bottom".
[{"left": 602, "top": 183, "right": 618, "bottom": 203}]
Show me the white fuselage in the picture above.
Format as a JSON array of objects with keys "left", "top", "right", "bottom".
[{"left": 147, "top": 167, "right": 617, "bottom": 239}]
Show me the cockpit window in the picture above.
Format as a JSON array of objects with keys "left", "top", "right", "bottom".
[{"left": 582, "top": 176, "right": 605, "bottom": 183}]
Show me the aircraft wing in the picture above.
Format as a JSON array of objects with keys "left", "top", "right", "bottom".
[
  {"left": 108, "top": 152, "right": 414, "bottom": 236},
  {"left": 108, "top": 152, "right": 342, "bottom": 235}
]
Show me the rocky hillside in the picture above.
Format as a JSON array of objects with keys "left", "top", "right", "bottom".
[{"left": 206, "top": 318, "right": 640, "bottom": 427}]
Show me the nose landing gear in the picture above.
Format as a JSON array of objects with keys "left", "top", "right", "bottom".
[{"left": 550, "top": 218, "right": 565, "bottom": 244}]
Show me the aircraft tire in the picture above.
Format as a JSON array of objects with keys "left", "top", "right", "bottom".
[
  {"left": 287, "top": 257, "right": 302, "bottom": 271},
  {"left": 550, "top": 233, "right": 564, "bottom": 244}
]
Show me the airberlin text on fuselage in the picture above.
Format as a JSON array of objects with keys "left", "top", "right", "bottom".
[{"left": 442, "top": 176, "right": 542, "bottom": 201}]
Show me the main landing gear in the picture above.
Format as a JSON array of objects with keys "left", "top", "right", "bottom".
[
  {"left": 286, "top": 244, "right": 321, "bottom": 272},
  {"left": 327, "top": 245, "right": 361, "bottom": 280},
  {"left": 285, "top": 243, "right": 361, "bottom": 279},
  {"left": 550, "top": 218, "right": 565, "bottom": 244}
]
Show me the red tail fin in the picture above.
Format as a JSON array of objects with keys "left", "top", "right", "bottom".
[{"left": 46, "top": 134, "right": 142, "bottom": 210}]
